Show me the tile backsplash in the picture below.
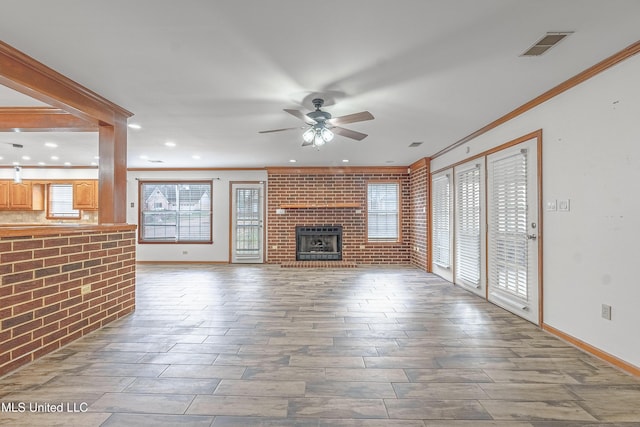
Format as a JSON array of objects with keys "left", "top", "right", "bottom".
[{"left": 0, "top": 210, "right": 98, "bottom": 224}]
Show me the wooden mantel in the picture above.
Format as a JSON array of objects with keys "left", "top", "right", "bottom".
[
  {"left": 0, "top": 41, "right": 133, "bottom": 224},
  {"left": 279, "top": 203, "right": 361, "bottom": 209}
]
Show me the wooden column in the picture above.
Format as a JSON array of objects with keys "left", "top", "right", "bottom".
[{"left": 98, "top": 118, "right": 128, "bottom": 224}]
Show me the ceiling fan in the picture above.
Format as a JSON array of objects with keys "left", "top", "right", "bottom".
[{"left": 259, "top": 98, "right": 374, "bottom": 147}]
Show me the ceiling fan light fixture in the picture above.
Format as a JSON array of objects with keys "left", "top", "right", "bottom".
[
  {"left": 320, "top": 127, "right": 334, "bottom": 142},
  {"left": 313, "top": 130, "right": 326, "bottom": 146},
  {"left": 302, "top": 128, "right": 315, "bottom": 143}
]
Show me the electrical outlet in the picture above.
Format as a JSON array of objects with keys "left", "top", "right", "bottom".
[
  {"left": 601, "top": 304, "right": 612, "bottom": 320},
  {"left": 546, "top": 200, "right": 557, "bottom": 211}
]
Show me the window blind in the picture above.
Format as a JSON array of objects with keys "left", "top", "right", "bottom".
[
  {"left": 367, "top": 182, "right": 399, "bottom": 241},
  {"left": 455, "top": 165, "right": 481, "bottom": 286},
  {"left": 489, "top": 150, "right": 529, "bottom": 299},
  {"left": 432, "top": 174, "right": 451, "bottom": 267},
  {"left": 139, "top": 182, "right": 212, "bottom": 243},
  {"left": 49, "top": 184, "right": 79, "bottom": 218}
]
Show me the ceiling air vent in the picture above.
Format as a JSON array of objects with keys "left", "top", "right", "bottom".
[
  {"left": 521, "top": 32, "right": 573, "bottom": 56},
  {"left": 409, "top": 142, "right": 423, "bottom": 148},
  {"left": 148, "top": 159, "right": 164, "bottom": 163}
]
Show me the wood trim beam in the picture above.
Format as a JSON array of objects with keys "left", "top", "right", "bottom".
[
  {"left": 0, "top": 41, "right": 132, "bottom": 124},
  {"left": 0, "top": 107, "right": 97, "bottom": 132}
]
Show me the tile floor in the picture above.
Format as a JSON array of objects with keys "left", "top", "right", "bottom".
[{"left": 1, "top": 264, "right": 639, "bottom": 426}]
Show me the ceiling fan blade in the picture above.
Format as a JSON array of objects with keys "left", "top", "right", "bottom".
[
  {"left": 332, "top": 126, "right": 368, "bottom": 141},
  {"left": 327, "top": 111, "right": 374, "bottom": 126},
  {"left": 301, "top": 140, "right": 314, "bottom": 147},
  {"left": 284, "top": 109, "right": 317, "bottom": 125},
  {"left": 258, "top": 127, "right": 300, "bottom": 134}
]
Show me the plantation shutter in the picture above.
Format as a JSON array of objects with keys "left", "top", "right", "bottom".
[
  {"left": 432, "top": 174, "right": 451, "bottom": 267},
  {"left": 367, "top": 182, "right": 399, "bottom": 241},
  {"left": 455, "top": 164, "right": 481, "bottom": 286},
  {"left": 488, "top": 149, "right": 529, "bottom": 300}
]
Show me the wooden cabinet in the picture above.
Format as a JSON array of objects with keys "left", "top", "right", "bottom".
[
  {"left": 0, "top": 181, "right": 9, "bottom": 208},
  {"left": 0, "top": 181, "right": 44, "bottom": 210},
  {"left": 73, "top": 180, "right": 99, "bottom": 210}
]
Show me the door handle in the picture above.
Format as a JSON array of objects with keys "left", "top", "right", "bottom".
[{"left": 527, "top": 234, "right": 537, "bottom": 240}]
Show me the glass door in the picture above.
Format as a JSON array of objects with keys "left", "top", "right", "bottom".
[{"left": 231, "top": 182, "right": 264, "bottom": 263}]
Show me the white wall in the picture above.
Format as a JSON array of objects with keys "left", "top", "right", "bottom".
[
  {"left": 127, "top": 169, "right": 267, "bottom": 262},
  {"left": 432, "top": 54, "right": 640, "bottom": 368}
]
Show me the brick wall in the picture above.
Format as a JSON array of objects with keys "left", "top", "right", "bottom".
[
  {"left": 0, "top": 225, "right": 136, "bottom": 376},
  {"left": 266, "top": 167, "right": 411, "bottom": 264},
  {"left": 409, "top": 158, "right": 430, "bottom": 271}
]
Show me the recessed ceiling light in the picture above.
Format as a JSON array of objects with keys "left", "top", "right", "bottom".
[
  {"left": 289, "top": 159, "right": 297, "bottom": 163},
  {"left": 22, "top": 155, "right": 30, "bottom": 160},
  {"left": 64, "top": 162, "right": 71, "bottom": 166},
  {"left": 51, "top": 155, "right": 59, "bottom": 160},
  {"left": 140, "top": 155, "right": 149, "bottom": 159},
  {"left": 44, "top": 142, "right": 58, "bottom": 148},
  {"left": 12, "top": 161, "right": 19, "bottom": 165},
  {"left": 128, "top": 123, "right": 142, "bottom": 130},
  {"left": 90, "top": 162, "right": 98, "bottom": 166},
  {"left": 192, "top": 155, "right": 201, "bottom": 160},
  {"left": 0, "top": 156, "right": 3, "bottom": 160},
  {"left": 94, "top": 156, "right": 99, "bottom": 160},
  {"left": 38, "top": 162, "right": 46, "bottom": 166},
  {"left": 165, "top": 141, "right": 176, "bottom": 147},
  {"left": 342, "top": 159, "right": 349, "bottom": 163}
]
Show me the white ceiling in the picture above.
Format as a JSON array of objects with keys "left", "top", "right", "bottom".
[{"left": 1, "top": 0, "right": 639, "bottom": 168}]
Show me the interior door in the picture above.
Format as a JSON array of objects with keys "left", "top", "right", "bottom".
[
  {"left": 487, "top": 138, "right": 540, "bottom": 324},
  {"left": 231, "top": 182, "right": 264, "bottom": 263}
]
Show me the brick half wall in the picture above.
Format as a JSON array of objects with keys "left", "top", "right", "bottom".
[{"left": 0, "top": 224, "right": 136, "bottom": 376}]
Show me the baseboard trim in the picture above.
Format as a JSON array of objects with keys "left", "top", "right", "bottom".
[
  {"left": 542, "top": 323, "right": 640, "bottom": 377},
  {"left": 136, "top": 261, "right": 230, "bottom": 265}
]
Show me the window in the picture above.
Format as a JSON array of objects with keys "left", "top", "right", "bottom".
[
  {"left": 48, "top": 184, "right": 80, "bottom": 219},
  {"left": 139, "top": 181, "right": 212, "bottom": 243},
  {"left": 367, "top": 182, "right": 400, "bottom": 241},
  {"left": 432, "top": 174, "right": 451, "bottom": 267}
]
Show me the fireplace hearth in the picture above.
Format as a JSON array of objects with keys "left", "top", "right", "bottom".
[{"left": 296, "top": 225, "right": 342, "bottom": 261}]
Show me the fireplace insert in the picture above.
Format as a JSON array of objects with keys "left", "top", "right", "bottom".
[{"left": 296, "top": 225, "right": 342, "bottom": 261}]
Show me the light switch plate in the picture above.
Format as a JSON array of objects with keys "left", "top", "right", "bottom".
[
  {"left": 601, "top": 304, "right": 612, "bottom": 320},
  {"left": 558, "top": 199, "right": 570, "bottom": 212}
]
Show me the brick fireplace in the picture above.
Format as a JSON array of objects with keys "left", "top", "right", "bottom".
[{"left": 266, "top": 167, "right": 414, "bottom": 265}]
